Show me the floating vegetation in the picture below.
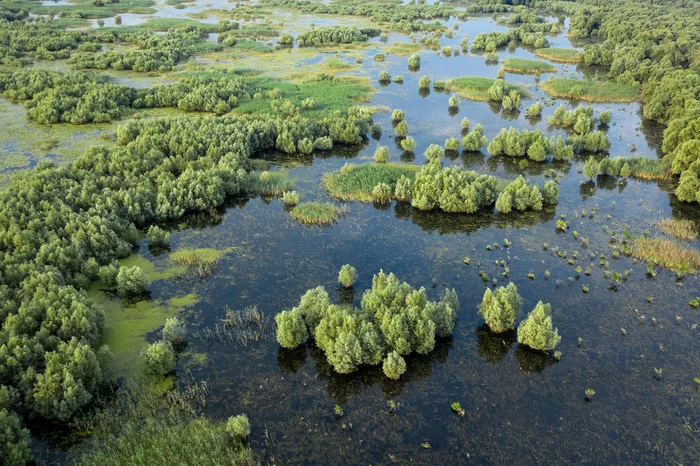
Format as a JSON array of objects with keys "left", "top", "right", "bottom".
[{"left": 194, "top": 306, "right": 272, "bottom": 347}]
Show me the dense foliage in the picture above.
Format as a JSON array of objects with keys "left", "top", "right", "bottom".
[
  {"left": 296, "top": 26, "right": 380, "bottom": 46},
  {"left": 495, "top": 176, "right": 558, "bottom": 213},
  {"left": 275, "top": 271, "right": 458, "bottom": 375},
  {"left": 479, "top": 283, "right": 521, "bottom": 334}
]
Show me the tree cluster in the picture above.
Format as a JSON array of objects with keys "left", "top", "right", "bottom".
[
  {"left": 495, "top": 175, "right": 559, "bottom": 213},
  {"left": 296, "top": 26, "right": 379, "bottom": 46}
]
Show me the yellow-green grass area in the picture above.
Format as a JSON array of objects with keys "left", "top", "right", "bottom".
[
  {"left": 542, "top": 78, "right": 640, "bottom": 102},
  {"left": 0, "top": 152, "right": 31, "bottom": 171},
  {"left": 323, "top": 162, "right": 418, "bottom": 201},
  {"left": 534, "top": 47, "right": 582, "bottom": 63},
  {"left": 655, "top": 218, "right": 697, "bottom": 241},
  {"left": 449, "top": 76, "right": 530, "bottom": 101},
  {"left": 13, "top": 0, "right": 155, "bottom": 18},
  {"left": 290, "top": 202, "right": 349, "bottom": 225},
  {"left": 501, "top": 58, "right": 557, "bottom": 74},
  {"left": 381, "top": 41, "right": 422, "bottom": 55},
  {"left": 631, "top": 237, "right": 700, "bottom": 273}
]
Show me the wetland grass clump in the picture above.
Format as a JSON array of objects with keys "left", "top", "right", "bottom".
[
  {"left": 281, "top": 190, "right": 300, "bottom": 206},
  {"left": 274, "top": 270, "right": 459, "bottom": 375},
  {"left": 372, "top": 183, "right": 393, "bottom": 203},
  {"left": 450, "top": 76, "right": 528, "bottom": 102},
  {"left": 542, "top": 77, "right": 640, "bottom": 102},
  {"left": 631, "top": 237, "right": 700, "bottom": 273},
  {"left": 171, "top": 249, "right": 223, "bottom": 277},
  {"left": 517, "top": 301, "right": 561, "bottom": 352},
  {"left": 656, "top": 219, "right": 697, "bottom": 240},
  {"left": 501, "top": 58, "right": 557, "bottom": 74},
  {"left": 246, "top": 171, "right": 294, "bottom": 196},
  {"left": 323, "top": 163, "right": 418, "bottom": 201},
  {"left": 290, "top": 202, "right": 348, "bottom": 225}
]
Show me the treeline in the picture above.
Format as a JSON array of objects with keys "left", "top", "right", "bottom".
[
  {"left": 263, "top": 0, "right": 454, "bottom": 31},
  {"left": 296, "top": 26, "right": 380, "bottom": 46},
  {"left": 0, "top": 69, "right": 249, "bottom": 123},
  {"left": 0, "top": 110, "right": 372, "bottom": 462}
]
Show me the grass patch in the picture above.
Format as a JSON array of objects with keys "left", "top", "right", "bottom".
[
  {"left": 0, "top": 152, "right": 31, "bottom": 171},
  {"left": 542, "top": 78, "right": 640, "bottom": 102},
  {"left": 450, "top": 76, "right": 529, "bottom": 101},
  {"left": 245, "top": 171, "right": 294, "bottom": 196},
  {"left": 20, "top": 0, "right": 156, "bottom": 18},
  {"left": 171, "top": 248, "right": 230, "bottom": 278},
  {"left": 501, "top": 58, "right": 556, "bottom": 74},
  {"left": 534, "top": 48, "right": 582, "bottom": 63},
  {"left": 323, "top": 163, "right": 418, "bottom": 201},
  {"left": 139, "top": 18, "right": 222, "bottom": 32},
  {"left": 233, "top": 39, "right": 273, "bottom": 53},
  {"left": 656, "top": 219, "right": 697, "bottom": 241},
  {"left": 621, "top": 157, "right": 671, "bottom": 180},
  {"left": 383, "top": 42, "right": 421, "bottom": 55},
  {"left": 290, "top": 202, "right": 348, "bottom": 225},
  {"left": 631, "top": 237, "right": 700, "bottom": 273}
]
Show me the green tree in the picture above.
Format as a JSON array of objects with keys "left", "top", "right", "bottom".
[
  {"left": 142, "top": 341, "right": 176, "bottom": 376},
  {"left": 374, "top": 145, "right": 389, "bottom": 163},
  {"left": 583, "top": 156, "right": 600, "bottom": 181},
  {"left": 275, "top": 308, "right": 308, "bottom": 349},
  {"left": 162, "top": 317, "right": 187, "bottom": 344},
  {"left": 401, "top": 137, "right": 417, "bottom": 152},
  {"left": 226, "top": 414, "right": 250, "bottom": 441},
  {"left": 147, "top": 225, "right": 170, "bottom": 248},
  {"left": 338, "top": 264, "right": 358, "bottom": 288},
  {"left": 0, "top": 408, "right": 32, "bottom": 466},
  {"left": 117, "top": 266, "right": 150, "bottom": 296},
  {"left": 382, "top": 350, "right": 406, "bottom": 380},
  {"left": 517, "top": 301, "right": 561, "bottom": 351},
  {"left": 478, "top": 283, "right": 522, "bottom": 333},
  {"left": 394, "top": 120, "right": 408, "bottom": 137}
]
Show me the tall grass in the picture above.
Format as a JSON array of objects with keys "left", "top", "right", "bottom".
[
  {"left": 534, "top": 48, "right": 582, "bottom": 63},
  {"left": 323, "top": 163, "right": 418, "bottom": 201},
  {"left": 290, "top": 202, "right": 348, "bottom": 225},
  {"left": 449, "top": 76, "right": 528, "bottom": 101},
  {"left": 656, "top": 219, "right": 697, "bottom": 240},
  {"left": 501, "top": 58, "right": 556, "bottom": 74},
  {"left": 632, "top": 237, "right": 700, "bottom": 273},
  {"left": 245, "top": 171, "right": 294, "bottom": 196},
  {"left": 542, "top": 78, "right": 640, "bottom": 102}
]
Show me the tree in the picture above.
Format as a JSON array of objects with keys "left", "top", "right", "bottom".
[
  {"left": 142, "top": 341, "right": 176, "bottom": 376},
  {"left": 147, "top": 225, "right": 170, "bottom": 248},
  {"left": 583, "top": 156, "right": 600, "bottom": 181},
  {"left": 619, "top": 162, "right": 631, "bottom": 179},
  {"left": 599, "top": 110, "right": 612, "bottom": 125},
  {"left": 117, "top": 266, "right": 150, "bottom": 296},
  {"left": 275, "top": 309, "right": 308, "bottom": 349},
  {"left": 448, "top": 95, "right": 460, "bottom": 108},
  {"left": 408, "top": 53, "right": 420, "bottom": 69},
  {"left": 445, "top": 137, "right": 460, "bottom": 151},
  {"left": 517, "top": 301, "right": 561, "bottom": 351},
  {"left": 0, "top": 408, "right": 32, "bottom": 466},
  {"left": 391, "top": 109, "right": 405, "bottom": 121},
  {"left": 379, "top": 71, "right": 391, "bottom": 82},
  {"left": 478, "top": 283, "right": 522, "bottom": 333},
  {"left": 327, "top": 332, "right": 363, "bottom": 373},
  {"left": 418, "top": 76, "right": 431, "bottom": 89},
  {"left": 401, "top": 137, "right": 417, "bottom": 152},
  {"left": 338, "top": 264, "right": 358, "bottom": 288},
  {"left": 372, "top": 183, "right": 392, "bottom": 202},
  {"left": 383, "top": 351, "right": 406, "bottom": 380},
  {"left": 462, "top": 124, "right": 488, "bottom": 151},
  {"left": 394, "top": 120, "right": 408, "bottom": 137},
  {"left": 395, "top": 175, "right": 412, "bottom": 201}
]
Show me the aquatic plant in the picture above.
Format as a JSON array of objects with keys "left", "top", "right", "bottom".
[
  {"left": 462, "top": 124, "right": 488, "bottom": 151},
  {"left": 142, "top": 341, "right": 176, "bottom": 376},
  {"left": 290, "top": 202, "right": 348, "bottom": 225},
  {"left": 392, "top": 75, "right": 404, "bottom": 83},
  {"left": 281, "top": 190, "right": 300, "bottom": 206},
  {"left": 631, "top": 237, "right": 700, "bottom": 273},
  {"left": 525, "top": 101, "right": 543, "bottom": 117},
  {"left": 391, "top": 109, "right": 406, "bottom": 121},
  {"left": 451, "top": 402, "right": 465, "bottom": 416},
  {"left": 338, "top": 265, "right": 358, "bottom": 288},
  {"left": 395, "top": 120, "right": 409, "bottom": 137},
  {"left": 478, "top": 283, "right": 522, "bottom": 333},
  {"left": 445, "top": 137, "right": 460, "bottom": 151},
  {"left": 408, "top": 53, "right": 421, "bottom": 69},
  {"left": 418, "top": 76, "right": 431, "bottom": 89},
  {"left": 461, "top": 117, "right": 470, "bottom": 131},
  {"left": 517, "top": 301, "right": 561, "bottom": 351},
  {"left": 448, "top": 95, "right": 460, "bottom": 108}
]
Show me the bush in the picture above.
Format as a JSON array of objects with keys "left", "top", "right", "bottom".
[
  {"left": 448, "top": 95, "right": 460, "bottom": 108},
  {"left": 379, "top": 71, "right": 391, "bottom": 82},
  {"left": 383, "top": 351, "right": 407, "bottom": 380},
  {"left": 395, "top": 120, "right": 408, "bottom": 137},
  {"left": 142, "top": 341, "right": 176, "bottom": 376},
  {"left": 395, "top": 175, "right": 413, "bottom": 201},
  {"left": 392, "top": 75, "right": 404, "bottom": 83},
  {"left": 462, "top": 124, "right": 488, "bottom": 151},
  {"left": 374, "top": 145, "right": 389, "bottom": 163},
  {"left": 147, "top": 225, "right": 170, "bottom": 248},
  {"left": 599, "top": 110, "right": 612, "bottom": 125},
  {"left": 445, "top": 137, "right": 460, "bottom": 151},
  {"left": 162, "top": 317, "right": 187, "bottom": 344},
  {"left": 401, "top": 137, "right": 417, "bottom": 152},
  {"left": 338, "top": 264, "right": 358, "bottom": 288},
  {"left": 461, "top": 117, "right": 470, "bottom": 131},
  {"left": 281, "top": 190, "right": 300, "bottom": 205},
  {"left": 99, "top": 263, "right": 119, "bottom": 287},
  {"left": 495, "top": 176, "right": 552, "bottom": 213},
  {"left": 0, "top": 409, "right": 32, "bottom": 466},
  {"left": 478, "top": 283, "right": 522, "bottom": 333},
  {"left": 418, "top": 76, "right": 431, "bottom": 89},
  {"left": 391, "top": 109, "right": 405, "bottom": 121},
  {"left": 372, "top": 183, "right": 393, "bottom": 203},
  {"left": 275, "top": 308, "right": 308, "bottom": 348},
  {"left": 117, "top": 266, "right": 150, "bottom": 296},
  {"left": 226, "top": 414, "right": 250, "bottom": 441},
  {"left": 278, "top": 33, "right": 294, "bottom": 45},
  {"left": 583, "top": 156, "right": 599, "bottom": 181},
  {"left": 517, "top": 301, "right": 561, "bottom": 351},
  {"left": 408, "top": 53, "right": 421, "bottom": 69},
  {"left": 525, "top": 101, "right": 543, "bottom": 117}
]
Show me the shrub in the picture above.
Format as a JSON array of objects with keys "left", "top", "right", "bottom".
[
  {"left": 379, "top": 71, "right": 391, "bottom": 82},
  {"left": 338, "top": 264, "right": 358, "bottom": 288},
  {"left": 448, "top": 95, "right": 460, "bottom": 108},
  {"left": 391, "top": 109, "right": 406, "bottom": 121},
  {"left": 142, "top": 341, "right": 176, "bottom": 376},
  {"left": 374, "top": 145, "right": 390, "bottom": 163},
  {"left": 408, "top": 53, "right": 421, "bottom": 69},
  {"left": 599, "top": 110, "right": 612, "bottom": 125},
  {"left": 392, "top": 75, "right": 404, "bottom": 83},
  {"left": 517, "top": 301, "right": 561, "bottom": 351},
  {"left": 401, "top": 137, "right": 417, "bottom": 152},
  {"left": 502, "top": 90, "right": 521, "bottom": 110},
  {"left": 445, "top": 137, "right": 460, "bottom": 151},
  {"left": 478, "top": 282, "right": 522, "bottom": 333},
  {"left": 117, "top": 266, "right": 150, "bottom": 297},
  {"left": 372, "top": 183, "right": 393, "bottom": 203},
  {"left": 395, "top": 120, "right": 408, "bottom": 137},
  {"left": 395, "top": 175, "right": 413, "bottom": 201},
  {"left": 462, "top": 124, "right": 488, "bottom": 151},
  {"left": 424, "top": 144, "right": 444, "bottom": 161},
  {"left": 374, "top": 53, "right": 385, "bottom": 61},
  {"left": 434, "top": 80, "right": 447, "bottom": 90},
  {"left": 583, "top": 156, "right": 599, "bottom": 181},
  {"left": 162, "top": 317, "right": 187, "bottom": 344},
  {"left": 525, "top": 101, "right": 543, "bottom": 117},
  {"left": 383, "top": 351, "right": 407, "bottom": 380},
  {"left": 542, "top": 180, "right": 559, "bottom": 205},
  {"left": 418, "top": 76, "right": 431, "bottom": 89},
  {"left": 99, "top": 263, "right": 119, "bottom": 287},
  {"left": 495, "top": 176, "right": 551, "bottom": 213},
  {"left": 298, "top": 138, "right": 313, "bottom": 154},
  {"left": 226, "top": 415, "right": 250, "bottom": 441},
  {"left": 275, "top": 308, "right": 308, "bottom": 349},
  {"left": 0, "top": 409, "right": 32, "bottom": 466},
  {"left": 147, "top": 225, "right": 170, "bottom": 248},
  {"left": 487, "top": 127, "right": 550, "bottom": 159},
  {"left": 281, "top": 190, "right": 300, "bottom": 205},
  {"left": 619, "top": 162, "right": 631, "bottom": 179},
  {"left": 278, "top": 33, "right": 293, "bottom": 45},
  {"left": 461, "top": 117, "right": 470, "bottom": 131}
]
